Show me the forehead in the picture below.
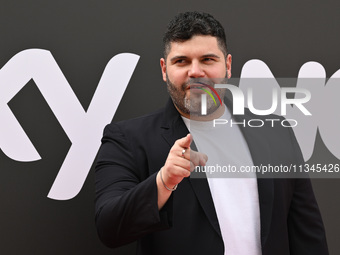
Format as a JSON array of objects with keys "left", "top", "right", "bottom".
[{"left": 167, "top": 35, "right": 223, "bottom": 58}]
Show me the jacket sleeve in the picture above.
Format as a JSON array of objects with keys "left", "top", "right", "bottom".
[
  {"left": 94, "top": 123, "right": 173, "bottom": 248},
  {"left": 286, "top": 126, "right": 329, "bottom": 255}
]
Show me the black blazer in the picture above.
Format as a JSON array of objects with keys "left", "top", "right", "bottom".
[{"left": 95, "top": 99, "right": 328, "bottom": 255}]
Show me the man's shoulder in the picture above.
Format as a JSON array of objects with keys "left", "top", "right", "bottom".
[{"left": 105, "top": 106, "right": 167, "bottom": 136}]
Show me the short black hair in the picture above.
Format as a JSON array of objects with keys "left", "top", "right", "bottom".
[{"left": 163, "top": 11, "right": 228, "bottom": 59}]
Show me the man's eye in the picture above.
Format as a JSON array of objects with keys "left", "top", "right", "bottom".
[
  {"left": 203, "top": 58, "right": 214, "bottom": 62},
  {"left": 175, "top": 59, "right": 186, "bottom": 64}
]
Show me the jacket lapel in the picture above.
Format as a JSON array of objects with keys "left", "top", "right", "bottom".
[
  {"left": 234, "top": 113, "right": 274, "bottom": 248},
  {"left": 160, "top": 99, "right": 222, "bottom": 237},
  {"left": 189, "top": 164, "right": 222, "bottom": 237}
]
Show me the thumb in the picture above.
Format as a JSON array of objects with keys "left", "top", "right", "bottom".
[{"left": 199, "top": 153, "right": 208, "bottom": 166}]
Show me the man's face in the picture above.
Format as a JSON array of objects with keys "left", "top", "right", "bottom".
[{"left": 160, "top": 35, "right": 232, "bottom": 117}]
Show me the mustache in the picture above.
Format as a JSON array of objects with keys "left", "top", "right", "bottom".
[{"left": 183, "top": 77, "right": 228, "bottom": 90}]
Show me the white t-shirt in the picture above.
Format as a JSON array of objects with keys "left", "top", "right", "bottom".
[{"left": 182, "top": 105, "right": 262, "bottom": 255}]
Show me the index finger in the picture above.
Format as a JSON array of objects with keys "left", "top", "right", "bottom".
[{"left": 177, "top": 133, "right": 192, "bottom": 149}]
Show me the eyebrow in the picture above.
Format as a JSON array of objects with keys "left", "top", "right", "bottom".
[
  {"left": 170, "top": 54, "right": 220, "bottom": 62},
  {"left": 170, "top": 56, "right": 187, "bottom": 62},
  {"left": 201, "top": 54, "right": 220, "bottom": 59}
]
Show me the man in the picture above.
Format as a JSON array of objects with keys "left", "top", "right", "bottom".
[{"left": 95, "top": 12, "right": 328, "bottom": 254}]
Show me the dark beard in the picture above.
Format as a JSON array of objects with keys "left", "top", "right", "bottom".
[
  {"left": 166, "top": 74, "right": 227, "bottom": 117},
  {"left": 166, "top": 73, "right": 190, "bottom": 115}
]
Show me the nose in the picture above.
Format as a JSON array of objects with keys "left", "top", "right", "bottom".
[{"left": 188, "top": 61, "right": 205, "bottom": 78}]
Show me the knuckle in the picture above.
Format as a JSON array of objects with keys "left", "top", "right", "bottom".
[
  {"left": 170, "top": 147, "right": 177, "bottom": 153},
  {"left": 184, "top": 170, "right": 191, "bottom": 177}
]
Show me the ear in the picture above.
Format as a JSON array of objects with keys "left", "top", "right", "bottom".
[
  {"left": 160, "top": 58, "right": 167, "bottom": 82},
  {"left": 226, "top": 54, "right": 232, "bottom": 78}
]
